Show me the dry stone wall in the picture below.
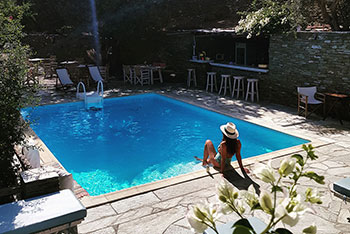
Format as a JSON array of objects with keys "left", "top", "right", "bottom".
[{"left": 267, "top": 32, "right": 350, "bottom": 106}]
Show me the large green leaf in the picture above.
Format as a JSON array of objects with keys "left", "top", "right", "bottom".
[
  {"left": 232, "top": 225, "right": 256, "bottom": 234},
  {"left": 232, "top": 219, "right": 253, "bottom": 229},
  {"left": 291, "top": 154, "right": 304, "bottom": 166},
  {"left": 271, "top": 185, "right": 283, "bottom": 193},
  {"left": 302, "top": 171, "right": 325, "bottom": 184},
  {"left": 274, "top": 227, "right": 293, "bottom": 234}
]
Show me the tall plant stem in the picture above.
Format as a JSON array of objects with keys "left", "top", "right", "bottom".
[
  {"left": 289, "top": 157, "right": 309, "bottom": 197},
  {"left": 202, "top": 220, "right": 219, "bottom": 234},
  {"left": 228, "top": 202, "right": 244, "bottom": 219},
  {"left": 260, "top": 176, "right": 282, "bottom": 234}
]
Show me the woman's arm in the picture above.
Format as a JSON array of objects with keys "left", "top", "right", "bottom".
[
  {"left": 236, "top": 140, "right": 249, "bottom": 175},
  {"left": 219, "top": 142, "right": 226, "bottom": 174}
]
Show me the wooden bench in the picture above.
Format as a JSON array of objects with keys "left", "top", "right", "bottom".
[{"left": 0, "top": 189, "right": 86, "bottom": 234}]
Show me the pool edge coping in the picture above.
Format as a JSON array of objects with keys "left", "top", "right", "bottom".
[
  {"left": 79, "top": 138, "right": 330, "bottom": 208},
  {"left": 25, "top": 92, "right": 333, "bottom": 208}
]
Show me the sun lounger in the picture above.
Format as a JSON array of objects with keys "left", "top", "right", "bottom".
[
  {"left": 0, "top": 189, "right": 86, "bottom": 234},
  {"left": 56, "top": 68, "right": 74, "bottom": 88},
  {"left": 88, "top": 66, "right": 104, "bottom": 83}
]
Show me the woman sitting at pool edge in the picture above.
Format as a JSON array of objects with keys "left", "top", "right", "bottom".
[{"left": 195, "top": 122, "right": 249, "bottom": 175}]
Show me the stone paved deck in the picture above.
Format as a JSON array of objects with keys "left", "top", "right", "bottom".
[{"left": 36, "top": 76, "right": 350, "bottom": 234}]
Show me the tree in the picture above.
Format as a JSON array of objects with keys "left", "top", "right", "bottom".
[
  {"left": 235, "top": 0, "right": 306, "bottom": 38},
  {"left": 314, "top": 0, "right": 350, "bottom": 31},
  {"left": 235, "top": 0, "right": 350, "bottom": 38},
  {"left": 0, "top": 0, "right": 38, "bottom": 188}
]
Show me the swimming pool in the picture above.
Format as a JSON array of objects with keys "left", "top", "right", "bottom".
[{"left": 22, "top": 93, "right": 308, "bottom": 196}]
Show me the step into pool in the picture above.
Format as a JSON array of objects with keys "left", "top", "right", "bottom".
[{"left": 22, "top": 93, "right": 308, "bottom": 196}]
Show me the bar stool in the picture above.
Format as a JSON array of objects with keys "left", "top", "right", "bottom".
[
  {"left": 218, "top": 74, "right": 231, "bottom": 96},
  {"left": 206, "top": 72, "right": 217, "bottom": 92},
  {"left": 232, "top": 76, "right": 245, "bottom": 99},
  {"left": 187, "top": 68, "right": 197, "bottom": 87},
  {"left": 245, "top": 78, "right": 259, "bottom": 102}
]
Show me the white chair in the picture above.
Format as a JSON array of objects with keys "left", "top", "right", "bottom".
[
  {"left": 134, "top": 66, "right": 151, "bottom": 86},
  {"left": 56, "top": 68, "right": 74, "bottom": 88},
  {"left": 122, "top": 65, "right": 133, "bottom": 84},
  {"left": 88, "top": 66, "right": 104, "bottom": 83},
  {"left": 297, "top": 86, "right": 325, "bottom": 118}
]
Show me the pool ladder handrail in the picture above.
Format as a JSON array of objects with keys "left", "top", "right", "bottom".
[
  {"left": 96, "top": 80, "right": 103, "bottom": 97},
  {"left": 84, "top": 80, "right": 104, "bottom": 109},
  {"left": 76, "top": 81, "right": 103, "bottom": 99},
  {"left": 76, "top": 82, "right": 86, "bottom": 100}
]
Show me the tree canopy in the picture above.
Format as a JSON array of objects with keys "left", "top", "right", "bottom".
[
  {"left": 0, "top": 0, "right": 38, "bottom": 187},
  {"left": 235, "top": 0, "right": 350, "bottom": 38}
]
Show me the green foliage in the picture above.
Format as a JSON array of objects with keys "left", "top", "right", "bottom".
[
  {"left": 188, "top": 144, "right": 323, "bottom": 234},
  {"left": 232, "top": 219, "right": 255, "bottom": 234},
  {"left": 273, "top": 228, "right": 293, "bottom": 234},
  {"left": 0, "top": 0, "right": 38, "bottom": 187},
  {"left": 235, "top": 0, "right": 306, "bottom": 38},
  {"left": 291, "top": 153, "right": 304, "bottom": 166},
  {"left": 302, "top": 171, "right": 325, "bottom": 184}
]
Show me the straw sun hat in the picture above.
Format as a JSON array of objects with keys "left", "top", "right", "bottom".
[{"left": 220, "top": 122, "right": 239, "bottom": 139}]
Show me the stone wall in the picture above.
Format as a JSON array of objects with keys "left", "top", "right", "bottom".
[
  {"left": 24, "top": 33, "right": 95, "bottom": 62},
  {"left": 182, "top": 31, "right": 350, "bottom": 109},
  {"left": 25, "top": 31, "right": 350, "bottom": 108},
  {"left": 267, "top": 32, "right": 350, "bottom": 106}
]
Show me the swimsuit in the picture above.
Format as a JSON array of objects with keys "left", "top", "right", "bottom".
[{"left": 215, "top": 153, "right": 232, "bottom": 165}]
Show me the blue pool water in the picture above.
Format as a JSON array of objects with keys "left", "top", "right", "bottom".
[{"left": 22, "top": 93, "right": 308, "bottom": 196}]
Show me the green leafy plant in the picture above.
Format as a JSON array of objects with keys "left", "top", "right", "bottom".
[
  {"left": 187, "top": 144, "right": 324, "bottom": 234},
  {"left": 235, "top": 0, "right": 306, "bottom": 38},
  {"left": 0, "top": 0, "right": 38, "bottom": 188}
]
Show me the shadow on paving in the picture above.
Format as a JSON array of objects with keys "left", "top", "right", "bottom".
[
  {"left": 224, "top": 167, "right": 260, "bottom": 194},
  {"left": 209, "top": 166, "right": 261, "bottom": 194}
]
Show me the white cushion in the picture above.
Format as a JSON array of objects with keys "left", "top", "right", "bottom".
[
  {"left": 22, "top": 147, "right": 40, "bottom": 168},
  {"left": 0, "top": 189, "right": 86, "bottom": 234}
]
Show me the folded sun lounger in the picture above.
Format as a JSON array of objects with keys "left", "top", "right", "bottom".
[
  {"left": 88, "top": 66, "right": 104, "bottom": 83},
  {"left": 0, "top": 189, "right": 87, "bottom": 234},
  {"left": 56, "top": 68, "right": 74, "bottom": 88}
]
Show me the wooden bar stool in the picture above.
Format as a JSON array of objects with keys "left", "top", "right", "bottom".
[
  {"left": 245, "top": 78, "right": 259, "bottom": 102},
  {"left": 206, "top": 72, "right": 217, "bottom": 92},
  {"left": 232, "top": 76, "right": 245, "bottom": 99},
  {"left": 187, "top": 68, "right": 197, "bottom": 87},
  {"left": 218, "top": 74, "right": 231, "bottom": 96}
]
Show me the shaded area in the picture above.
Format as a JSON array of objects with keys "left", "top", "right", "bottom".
[{"left": 222, "top": 166, "right": 260, "bottom": 194}]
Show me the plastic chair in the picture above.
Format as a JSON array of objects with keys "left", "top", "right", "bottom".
[{"left": 297, "top": 86, "right": 325, "bottom": 118}]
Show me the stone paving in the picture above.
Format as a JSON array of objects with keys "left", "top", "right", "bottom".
[{"left": 36, "top": 75, "right": 350, "bottom": 234}]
